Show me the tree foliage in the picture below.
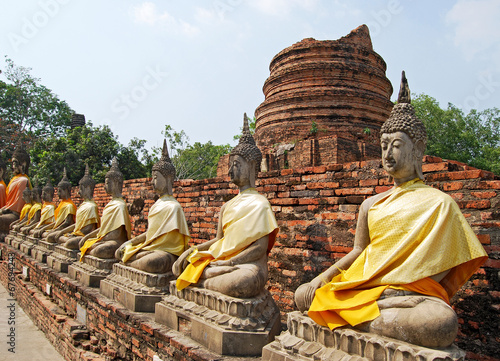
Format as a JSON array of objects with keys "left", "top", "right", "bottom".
[
  {"left": 412, "top": 93, "right": 500, "bottom": 175},
  {"left": 0, "top": 57, "right": 73, "bottom": 157},
  {"left": 233, "top": 115, "right": 256, "bottom": 141}
]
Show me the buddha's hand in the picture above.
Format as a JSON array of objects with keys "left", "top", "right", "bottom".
[
  {"left": 173, "top": 247, "right": 195, "bottom": 277},
  {"left": 115, "top": 241, "right": 130, "bottom": 260},
  {"left": 210, "top": 260, "right": 233, "bottom": 267}
]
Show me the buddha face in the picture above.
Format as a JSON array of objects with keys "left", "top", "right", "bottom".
[
  {"left": 33, "top": 191, "right": 42, "bottom": 203},
  {"left": 79, "top": 184, "right": 93, "bottom": 200},
  {"left": 22, "top": 190, "right": 31, "bottom": 203},
  {"left": 229, "top": 155, "right": 252, "bottom": 188},
  {"left": 12, "top": 157, "right": 25, "bottom": 175},
  {"left": 42, "top": 189, "right": 53, "bottom": 202},
  {"left": 152, "top": 170, "right": 171, "bottom": 195},
  {"left": 58, "top": 186, "right": 71, "bottom": 200},
  {"left": 381, "top": 131, "right": 418, "bottom": 181},
  {"left": 104, "top": 176, "right": 122, "bottom": 196}
]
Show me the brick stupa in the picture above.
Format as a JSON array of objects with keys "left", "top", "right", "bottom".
[{"left": 254, "top": 25, "right": 393, "bottom": 171}]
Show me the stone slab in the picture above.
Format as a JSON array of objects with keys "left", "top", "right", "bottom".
[
  {"left": 262, "top": 311, "right": 466, "bottom": 361},
  {"left": 20, "top": 236, "right": 37, "bottom": 256},
  {"left": 68, "top": 255, "right": 118, "bottom": 287},
  {"left": 31, "top": 240, "right": 56, "bottom": 263},
  {"left": 100, "top": 263, "right": 174, "bottom": 312},
  {"left": 155, "top": 282, "right": 281, "bottom": 356},
  {"left": 47, "top": 246, "right": 78, "bottom": 273}
]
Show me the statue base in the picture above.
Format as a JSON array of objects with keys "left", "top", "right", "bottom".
[
  {"left": 68, "top": 255, "right": 118, "bottom": 287},
  {"left": 31, "top": 240, "right": 55, "bottom": 263},
  {"left": 100, "top": 263, "right": 174, "bottom": 312},
  {"left": 155, "top": 281, "right": 281, "bottom": 356},
  {"left": 5, "top": 231, "right": 20, "bottom": 248},
  {"left": 262, "top": 312, "right": 465, "bottom": 361},
  {"left": 20, "top": 235, "right": 37, "bottom": 256},
  {"left": 47, "top": 245, "right": 78, "bottom": 273}
]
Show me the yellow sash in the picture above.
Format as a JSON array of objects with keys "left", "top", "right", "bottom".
[
  {"left": 80, "top": 197, "right": 131, "bottom": 260},
  {"left": 309, "top": 179, "right": 487, "bottom": 329},
  {"left": 19, "top": 203, "right": 32, "bottom": 220},
  {"left": 35, "top": 202, "right": 55, "bottom": 228},
  {"left": 27, "top": 203, "right": 42, "bottom": 222},
  {"left": 122, "top": 194, "right": 190, "bottom": 263},
  {"left": 176, "top": 188, "right": 278, "bottom": 290},
  {"left": 70, "top": 200, "right": 100, "bottom": 236},
  {"left": 53, "top": 199, "right": 77, "bottom": 228}
]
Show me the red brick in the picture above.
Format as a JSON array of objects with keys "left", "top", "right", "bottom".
[
  {"left": 442, "top": 182, "right": 464, "bottom": 191},
  {"left": 471, "top": 191, "right": 497, "bottom": 199},
  {"left": 335, "top": 188, "right": 374, "bottom": 196},
  {"left": 484, "top": 258, "right": 500, "bottom": 268},
  {"left": 478, "top": 180, "right": 500, "bottom": 189},
  {"left": 422, "top": 162, "right": 448, "bottom": 172},
  {"left": 359, "top": 179, "right": 378, "bottom": 186},
  {"left": 477, "top": 234, "right": 491, "bottom": 245},
  {"left": 456, "top": 200, "right": 491, "bottom": 209}
]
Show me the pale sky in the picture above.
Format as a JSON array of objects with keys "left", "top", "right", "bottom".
[{"left": 1, "top": 0, "right": 499, "bottom": 151}]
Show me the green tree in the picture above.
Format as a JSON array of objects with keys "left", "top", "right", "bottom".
[
  {"left": 0, "top": 57, "right": 73, "bottom": 157},
  {"left": 412, "top": 93, "right": 500, "bottom": 175},
  {"left": 30, "top": 123, "right": 150, "bottom": 185},
  {"left": 233, "top": 115, "right": 256, "bottom": 141},
  {"left": 161, "top": 125, "right": 232, "bottom": 180}
]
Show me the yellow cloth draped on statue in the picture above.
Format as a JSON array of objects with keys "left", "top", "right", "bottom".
[
  {"left": 19, "top": 203, "right": 32, "bottom": 221},
  {"left": 308, "top": 179, "right": 487, "bottom": 330},
  {"left": 3, "top": 174, "right": 31, "bottom": 214},
  {"left": 27, "top": 202, "right": 42, "bottom": 222},
  {"left": 53, "top": 199, "right": 77, "bottom": 228},
  {"left": 69, "top": 200, "right": 100, "bottom": 237},
  {"left": 35, "top": 202, "right": 55, "bottom": 228},
  {"left": 79, "top": 197, "right": 131, "bottom": 260},
  {"left": 122, "top": 194, "right": 190, "bottom": 263},
  {"left": 0, "top": 180, "right": 6, "bottom": 208},
  {"left": 176, "top": 188, "right": 279, "bottom": 291}
]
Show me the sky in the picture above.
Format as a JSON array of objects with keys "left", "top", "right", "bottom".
[{"left": 1, "top": 0, "right": 499, "bottom": 151}]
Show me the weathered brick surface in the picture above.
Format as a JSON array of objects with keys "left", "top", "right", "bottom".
[{"left": 1, "top": 155, "right": 499, "bottom": 360}]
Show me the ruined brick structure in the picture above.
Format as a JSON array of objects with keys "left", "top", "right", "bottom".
[{"left": 253, "top": 25, "right": 393, "bottom": 172}]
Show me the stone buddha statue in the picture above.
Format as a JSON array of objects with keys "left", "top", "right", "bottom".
[
  {"left": 56, "top": 164, "right": 100, "bottom": 250},
  {"left": 173, "top": 114, "right": 279, "bottom": 298},
  {"left": 0, "top": 145, "right": 31, "bottom": 232},
  {"left": 294, "top": 72, "right": 488, "bottom": 348},
  {"left": 25, "top": 182, "right": 55, "bottom": 236},
  {"left": 79, "top": 157, "right": 131, "bottom": 260},
  {"left": 0, "top": 156, "right": 6, "bottom": 208},
  {"left": 9, "top": 188, "right": 33, "bottom": 232},
  {"left": 17, "top": 183, "right": 43, "bottom": 233},
  {"left": 115, "top": 140, "right": 190, "bottom": 273}
]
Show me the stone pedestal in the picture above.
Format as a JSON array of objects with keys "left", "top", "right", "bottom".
[
  {"left": 68, "top": 255, "right": 118, "bottom": 287},
  {"left": 20, "top": 235, "right": 37, "bottom": 256},
  {"left": 5, "top": 231, "right": 21, "bottom": 248},
  {"left": 31, "top": 240, "right": 55, "bottom": 263},
  {"left": 47, "top": 245, "right": 78, "bottom": 273},
  {"left": 0, "top": 231, "right": 6, "bottom": 242},
  {"left": 155, "top": 281, "right": 281, "bottom": 356},
  {"left": 100, "top": 263, "right": 173, "bottom": 312},
  {"left": 262, "top": 311, "right": 465, "bottom": 361}
]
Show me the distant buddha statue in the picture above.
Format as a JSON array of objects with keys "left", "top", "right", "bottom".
[
  {"left": 26, "top": 182, "right": 55, "bottom": 236},
  {"left": 0, "top": 156, "right": 6, "bottom": 208},
  {"left": 57, "top": 164, "right": 100, "bottom": 250},
  {"left": 173, "top": 114, "right": 279, "bottom": 298},
  {"left": 79, "top": 157, "right": 131, "bottom": 260},
  {"left": 17, "top": 183, "right": 43, "bottom": 233},
  {"left": 0, "top": 145, "right": 31, "bottom": 232},
  {"left": 115, "top": 140, "right": 190, "bottom": 273},
  {"left": 294, "top": 72, "right": 488, "bottom": 348}
]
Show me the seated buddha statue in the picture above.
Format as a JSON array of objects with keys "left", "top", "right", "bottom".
[
  {"left": 79, "top": 157, "right": 131, "bottom": 260},
  {"left": 173, "top": 114, "right": 278, "bottom": 298},
  {"left": 0, "top": 156, "right": 6, "bottom": 208},
  {"left": 35, "top": 169, "right": 76, "bottom": 242},
  {"left": 56, "top": 164, "right": 100, "bottom": 250},
  {"left": 16, "top": 183, "right": 43, "bottom": 233},
  {"left": 9, "top": 188, "right": 33, "bottom": 232},
  {"left": 115, "top": 140, "right": 190, "bottom": 273},
  {"left": 294, "top": 72, "right": 488, "bottom": 348},
  {"left": 25, "top": 182, "right": 55, "bottom": 235},
  {"left": 0, "top": 145, "right": 31, "bottom": 232}
]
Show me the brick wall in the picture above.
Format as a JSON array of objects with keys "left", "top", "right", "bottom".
[{"left": 6, "top": 155, "right": 500, "bottom": 360}]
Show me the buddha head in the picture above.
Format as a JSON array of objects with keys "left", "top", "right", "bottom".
[
  {"left": 152, "top": 139, "right": 175, "bottom": 195},
  {"left": 229, "top": 113, "right": 262, "bottom": 189},
  {"left": 57, "top": 168, "right": 72, "bottom": 200},
  {"left": 78, "top": 164, "right": 96, "bottom": 200},
  {"left": 105, "top": 157, "right": 123, "bottom": 197},
  {"left": 12, "top": 145, "right": 30, "bottom": 176},
  {"left": 42, "top": 181, "right": 55, "bottom": 203},
  {"left": 380, "top": 71, "right": 427, "bottom": 183},
  {"left": 32, "top": 181, "right": 42, "bottom": 204},
  {"left": 22, "top": 187, "right": 32, "bottom": 204}
]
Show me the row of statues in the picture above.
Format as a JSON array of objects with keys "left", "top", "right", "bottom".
[{"left": 0, "top": 74, "right": 488, "bottom": 357}]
